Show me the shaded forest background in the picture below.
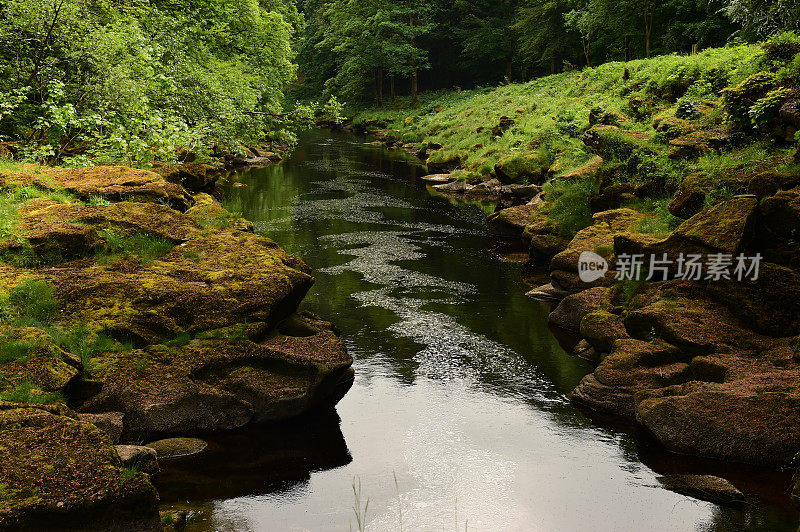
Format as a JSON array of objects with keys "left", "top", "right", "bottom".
[{"left": 295, "top": 0, "right": 800, "bottom": 104}]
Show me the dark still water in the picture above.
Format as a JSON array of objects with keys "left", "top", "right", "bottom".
[{"left": 156, "top": 130, "right": 797, "bottom": 531}]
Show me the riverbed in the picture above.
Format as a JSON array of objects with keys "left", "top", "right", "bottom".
[{"left": 155, "top": 130, "right": 797, "bottom": 531}]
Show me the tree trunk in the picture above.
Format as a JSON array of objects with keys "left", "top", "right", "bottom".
[
  {"left": 410, "top": 12, "right": 418, "bottom": 104},
  {"left": 625, "top": 36, "right": 631, "bottom": 62},
  {"left": 390, "top": 75, "right": 396, "bottom": 101},
  {"left": 374, "top": 70, "right": 380, "bottom": 107},
  {"left": 550, "top": 57, "right": 556, "bottom": 75},
  {"left": 582, "top": 38, "right": 591, "bottom": 68},
  {"left": 377, "top": 68, "right": 384, "bottom": 106},
  {"left": 644, "top": 0, "right": 653, "bottom": 58}
]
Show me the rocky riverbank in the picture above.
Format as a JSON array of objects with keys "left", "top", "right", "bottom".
[
  {"left": 0, "top": 163, "right": 353, "bottom": 529},
  {"left": 351, "top": 40, "right": 800, "bottom": 511}
]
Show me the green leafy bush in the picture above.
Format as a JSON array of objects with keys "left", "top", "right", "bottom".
[
  {"left": 749, "top": 87, "right": 792, "bottom": 128},
  {"left": 722, "top": 71, "right": 778, "bottom": 127}
]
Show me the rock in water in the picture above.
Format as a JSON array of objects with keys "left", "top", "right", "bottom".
[
  {"left": 657, "top": 474, "right": 745, "bottom": 507},
  {"left": 145, "top": 438, "right": 208, "bottom": 459}
]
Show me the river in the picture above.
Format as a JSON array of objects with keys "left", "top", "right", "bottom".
[{"left": 155, "top": 129, "right": 797, "bottom": 531}]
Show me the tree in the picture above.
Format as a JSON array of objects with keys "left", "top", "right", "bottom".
[
  {"left": 720, "top": 0, "right": 800, "bottom": 38},
  {"left": 514, "top": 0, "right": 578, "bottom": 74}
]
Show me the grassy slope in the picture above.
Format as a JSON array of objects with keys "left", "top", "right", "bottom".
[{"left": 353, "top": 43, "right": 798, "bottom": 236}]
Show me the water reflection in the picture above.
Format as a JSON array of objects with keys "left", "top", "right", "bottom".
[
  {"left": 155, "top": 130, "right": 797, "bottom": 531},
  {"left": 157, "top": 410, "right": 351, "bottom": 502}
]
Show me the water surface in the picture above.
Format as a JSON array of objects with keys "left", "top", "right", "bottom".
[{"left": 157, "top": 130, "right": 797, "bottom": 531}]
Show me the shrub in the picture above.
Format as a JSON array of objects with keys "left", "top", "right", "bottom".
[
  {"left": 763, "top": 32, "right": 800, "bottom": 64},
  {"left": 722, "top": 71, "right": 778, "bottom": 127},
  {"left": 749, "top": 87, "right": 791, "bottom": 128}
]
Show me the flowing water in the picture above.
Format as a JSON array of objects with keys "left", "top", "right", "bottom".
[{"left": 156, "top": 130, "right": 797, "bottom": 531}]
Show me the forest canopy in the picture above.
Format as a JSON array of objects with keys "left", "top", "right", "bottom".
[
  {"left": 296, "top": 0, "right": 800, "bottom": 104},
  {"left": 1, "top": 0, "right": 799, "bottom": 162},
  {"left": 0, "top": 0, "right": 305, "bottom": 164}
]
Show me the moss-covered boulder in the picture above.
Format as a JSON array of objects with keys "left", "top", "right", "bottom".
[
  {"left": 493, "top": 151, "right": 553, "bottom": 185},
  {"left": 0, "top": 326, "right": 79, "bottom": 395},
  {"left": 15, "top": 201, "right": 203, "bottom": 260},
  {"left": 617, "top": 196, "right": 758, "bottom": 263},
  {"left": 635, "top": 380, "right": 800, "bottom": 466},
  {"left": 657, "top": 475, "right": 744, "bottom": 507},
  {"left": 487, "top": 204, "right": 537, "bottom": 237},
  {"left": 548, "top": 286, "right": 609, "bottom": 332},
  {"left": 0, "top": 403, "right": 160, "bottom": 531},
  {"left": 669, "top": 173, "right": 711, "bottom": 218},
  {"left": 80, "top": 314, "right": 354, "bottom": 435},
  {"left": 49, "top": 230, "right": 314, "bottom": 345},
  {"left": 706, "top": 262, "right": 800, "bottom": 337},
  {"left": 49, "top": 167, "right": 193, "bottom": 211},
  {"left": 144, "top": 438, "right": 207, "bottom": 459},
  {"left": 667, "top": 130, "right": 732, "bottom": 159},
  {"left": 756, "top": 185, "right": 800, "bottom": 268},
  {"left": 152, "top": 162, "right": 222, "bottom": 194},
  {"left": 570, "top": 339, "right": 690, "bottom": 416},
  {"left": 549, "top": 208, "right": 645, "bottom": 293},
  {"left": 522, "top": 208, "right": 571, "bottom": 263},
  {"left": 580, "top": 311, "right": 630, "bottom": 353}
]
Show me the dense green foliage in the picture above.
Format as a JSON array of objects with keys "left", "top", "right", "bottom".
[
  {"left": 296, "top": 0, "right": 799, "bottom": 103},
  {"left": 354, "top": 37, "right": 800, "bottom": 235},
  {"left": 0, "top": 0, "right": 309, "bottom": 164}
]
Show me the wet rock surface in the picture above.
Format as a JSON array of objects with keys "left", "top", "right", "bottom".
[{"left": 657, "top": 475, "right": 745, "bottom": 506}]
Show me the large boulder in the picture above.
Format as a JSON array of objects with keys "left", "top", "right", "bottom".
[
  {"left": 548, "top": 287, "right": 609, "bottom": 332},
  {"left": 152, "top": 162, "right": 222, "bottom": 194},
  {"left": 580, "top": 311, "right": 630, "bottom": 353},
  {"left": 0, "top": 326, "right": 79, "bottom": 394},
  {"left": 616, "top": 196, "right": 758, "bottom": 263},
  {"left": 16, "top": 200, "right": 203, "bottom": 259},
  {"left": 78, "top": 412, "right": 124, "bottom": 444},
  {"left": 144, "top": 438, "right": 207, "bottom": 459},
  {"left": 79, "top": 314, "right": 354, "bottom": 435},
  {"left": 115, "top": 445, "right": 159, "bottom": 476},
  {"left": 706, "top": 262, "right": 800, "bottom": 337},
  {"left": 549, "top": 209, "right": 645, "bottom": 294},
  {"left": 570, "top": 339, "right": 690, "bottom": 416},
  {"left": 487, "top": 204, "right": 536, "bottom": 237},
  {"left": 49, "top": 166, "right": 193, "bottom": 211},
  {"left": 493, "top": 151, "right": 552, "bottom": 185},
  {"left": 756, "top": 185, "right": 800, "bottom": 268},
  {"left": 0, "top": 403, "right": 160, "bottom": 531},
  {"left": 50, "top": 230, "right": 315, "bottom": 344},
  {"left": 636, "top": 380, "right": 800, "bottom": 466},
  {"left": 668, "top": 130, "right": 731, "bottom": 159}
]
